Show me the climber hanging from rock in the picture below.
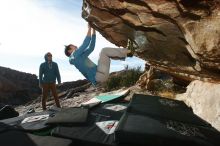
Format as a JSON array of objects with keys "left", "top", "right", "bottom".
[{"left": 64, "top": 23, "right": 138, "bottom": 86}]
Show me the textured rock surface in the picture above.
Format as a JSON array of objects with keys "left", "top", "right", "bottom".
[
  {"left": 82, "top": 0, "right": 220, "bottom": 83},
  {"left": 0, "top": 66, "right": 40, "bottom": 105},
  {"left": 177, "top": 80, "right": 220, "bottom": 131}
]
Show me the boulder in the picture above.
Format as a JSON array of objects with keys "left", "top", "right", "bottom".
[
  {"left": 82, "top": 0, "right": 220, "bottom": 83},
  {"left": 177, "top": 80, "right": 220, "bottom": 131}
]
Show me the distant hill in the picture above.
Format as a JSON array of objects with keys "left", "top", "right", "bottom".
[{"left": 0, "top": 66, "right": 40, "bottom": 105}]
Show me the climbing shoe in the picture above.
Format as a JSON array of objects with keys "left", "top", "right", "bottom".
[{"left": 126, "top": 39, "right": 138, "bottom": 57}]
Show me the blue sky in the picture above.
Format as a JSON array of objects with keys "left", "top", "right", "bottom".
[{"left": 0, "top": 0, "right": 145, "bottom": 82}]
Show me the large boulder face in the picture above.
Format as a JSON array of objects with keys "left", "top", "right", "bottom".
[{"left": 82, "top": 0, "right": 220, "bottom": 83}]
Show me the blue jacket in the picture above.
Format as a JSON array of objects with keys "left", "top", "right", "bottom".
[
  {"left": 69, "top": 34, "right": 97, "bottom": 85},
  {"left": 39, "top": 54, "right": 61, "bottom": 84}
]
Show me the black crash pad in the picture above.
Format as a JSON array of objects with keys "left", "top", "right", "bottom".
[
  {"left": 0, "top": 105, "right": 19, "bottom": 120},
  {"left": 0, "top": 110, "right": 57, "bottom": 131},
  {"left": 0, "top": 130, "right": 72, "bottom": 146},
  {"left": 127, "top": 94, "right": 210, "bottom": 127},
  {"left": 46, "top": 108, "right": 88, "bottom": 126},
  {"left": 115, "top": 113, "right": 220, "bottom": 146},
  {"left": 51, "top": 104, "right": 127, "bottom": 146}
]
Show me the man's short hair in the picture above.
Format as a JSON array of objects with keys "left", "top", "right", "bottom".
[{"left": 64, "top": 45, "right": 72, "bottom": 57}]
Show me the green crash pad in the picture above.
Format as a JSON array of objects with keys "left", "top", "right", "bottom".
[
  {"left": 95, "top": 89, "right": 129, "bottom": 103},
  {"left": 82, "top": 89, "right": 129, "bottom": 108}
]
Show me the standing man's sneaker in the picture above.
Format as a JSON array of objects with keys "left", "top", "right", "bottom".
[{"left": 126, "top": 39, "right": 138, "bottom": 57}]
